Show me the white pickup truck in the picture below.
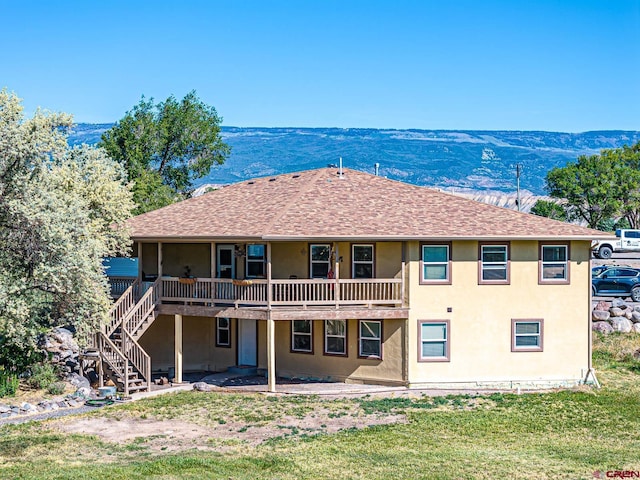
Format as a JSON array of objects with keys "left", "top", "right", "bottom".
[{"left": 592, "top": 229, "right": 640, "bottom": 259}]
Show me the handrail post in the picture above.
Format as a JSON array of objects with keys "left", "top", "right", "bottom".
[{"left": 267, "top": 242, "right": 272, "bottom": 309}]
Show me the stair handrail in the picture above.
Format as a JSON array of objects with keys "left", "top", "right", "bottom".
[
  {"left": 106, "top": 279, "right": 141, "bottom": 337},
  {"left": 122, "top": 329, "right": 151, "bottom": 393},
  {"left": 96, "top": 331, "right": 129, "bottom": 396},
  {"left": 122, "top": 277, "right": 161, "bottom": 339}
]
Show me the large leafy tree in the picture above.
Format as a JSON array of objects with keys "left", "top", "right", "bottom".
[
  {"left": 0, "top": 90, "right": 134, "bottom": 369},
  {"left": 100, "top": 91, "right": 230, "bottom": 214},
  {"left": 545, "top": 152, "right": 625, "bottom": 229},
  {"left": 530, "top": 199, "right": 567, "bottom": 221}
]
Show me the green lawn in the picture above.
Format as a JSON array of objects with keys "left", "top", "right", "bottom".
[{"left": 1, "top": 333, "right": 639, "bottom": 479}]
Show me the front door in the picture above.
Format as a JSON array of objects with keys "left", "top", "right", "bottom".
[
  {"left": 238, "top": 319, "right": 257, "bottom": 366},
  {"left": 217, "top": 245, "right": 235, "bottom": 279}
]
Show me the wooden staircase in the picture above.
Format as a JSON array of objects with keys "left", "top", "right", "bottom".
[{"left": 93, "top": 278, "right": 161, "bottom": 395}]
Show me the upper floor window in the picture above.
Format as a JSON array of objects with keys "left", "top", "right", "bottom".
[
  {"left": 421, "top": 243, "right": 451, "bottom": 284},
  {"left": 246, "top": 244, "right": 266, "bottom": 278},
  {"left": 418, "top": 320, "right": 450, "bottom": 362},
  {"left": 310, "top": 244, "right": 331, "bottom": 278},
  {"left": 291, "top": 320, "right": 313, "bottom": 353},
  {"left": 479, "top": 243, "right": 509, "bottom": 284},
  {"left": 352, "top": 244, "right": 374, "bottom": 278},
  {"left": 539, "top": 243, "right": 569, "bottom": 284}
]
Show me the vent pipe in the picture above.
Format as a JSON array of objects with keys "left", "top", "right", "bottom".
[
  {"left": 339, "top": 157, "right": 344, "bottom": 178},
  {"left": 374, "top": 163, "right": 380, "bottom": 176}
]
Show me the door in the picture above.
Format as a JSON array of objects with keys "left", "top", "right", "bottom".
[
  {"left": 217, "top": 245, "right": 235, "bottom": 279},
  {"left": 238, "top": 319, "right": 257, "bottom": 366}
]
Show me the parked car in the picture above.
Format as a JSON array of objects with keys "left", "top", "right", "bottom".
[{"left": 592, "top": 266, "right": 640, "bottom": 301}]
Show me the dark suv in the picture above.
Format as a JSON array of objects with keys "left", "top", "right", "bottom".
[{"left": 592, "top": 267, "right": 640, "bottom": 301}]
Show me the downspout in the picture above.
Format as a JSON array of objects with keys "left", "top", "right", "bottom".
[{"left": 584, "top": 244, "right": 600, "bottom": 387}]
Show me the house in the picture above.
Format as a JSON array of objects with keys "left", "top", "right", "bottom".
[{"left": 98, "top": 167, "right": 608, "bottom": 394}]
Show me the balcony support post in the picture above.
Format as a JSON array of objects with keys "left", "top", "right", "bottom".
[
  {"left": 267, "top": 242, "right": 272, "bottom": 309},
  {"left": 267, "top": 310, "right": 276, "bottom": 392},
  {"left": 174, "top": 314, "right": 183, "bottom": 384}
]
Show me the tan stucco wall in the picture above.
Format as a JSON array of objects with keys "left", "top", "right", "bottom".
[
  {"left": 406, "top": 240, "right": 591, "bottom": 386},
  {"left": 258, "top": 318, "right": 405, "bottom": 384},
  {"left": 139, "top": 314, "right": 236, "bottom": 373},
  {"left": 141, "top": 243, "right": 158, "bottom": 277},
  {"left": 162, "top": 243, "right": 211, "bottom": 278}
]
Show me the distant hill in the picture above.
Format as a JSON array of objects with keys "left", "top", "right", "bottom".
[{"left": 69, "top": 124, "right": 640, "bottom": 196}]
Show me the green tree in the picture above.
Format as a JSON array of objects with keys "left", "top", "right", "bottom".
[
  {"left": 615, "top": 142, "right": 640, "bottom": 228},
  {"left": 100, "top": 91, "right": 230, "bottom": 214},
  {"left": 530, "top": 199, "right": 567, "bottom": 221},
  {"left": 545, "top": 152, "right": 624, "bottom": 230},
  {"left": 0, "top": 90, "right": 134, "bottom": 370}
]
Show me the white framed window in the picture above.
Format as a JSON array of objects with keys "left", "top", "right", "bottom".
[
  {"left": 216, "top": 317, "right": 231, "bottom": 347},
  {"left": 310, "top": 244, "right": 331, "bottom": 278},
  {"left": 358, "top": 320, "right": 381, "bottom": 358},
  {"left": 291, "top": 320, "right": 313, "bottom": 353},
  {"left": 419, "top": 320, "right": 449, "bottom": 361},
  {"left": 325, "top": 320, "right": 346, "bottom": 355},
  {"left": 246, "top": 244, "right": 266, "bottom": 278},
  {"left": 421, "top": 243, "right": 451, "bottom": 284},
  {"left": 479, "top": 243, "right": 509, "bottom": 283},
  {"left": 512, "top": 319, "right": 543, "bottom": 352},
  {"left": 539, "top": 243, "right": 569, "bottom": 283},
  {"left": 352, "top": 244, "right": 374, "bottom": 279}
]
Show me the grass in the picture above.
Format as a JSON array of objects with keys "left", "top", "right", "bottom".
[{"left": 1, "top": 333, "right": 639, "bottom": 479}]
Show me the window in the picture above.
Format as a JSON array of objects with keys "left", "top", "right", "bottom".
[
  {"left": 310, "top": 244, "right": 331, "bottom": 278},
  {"left": 324, "top": 320, "right": 347, "bottom": 355},
  {"left": 291, "top": 320, "right": 313, "bottom": 353},
  {"left": 418, "top": 320, "right": 450, "bottom": 361},
  {"left": 512, "top": 319, "right": 543, "bottom": 352},
  {"left": 358, "top": 320, "right": 381, "bottom": 358},
  {"left": 479, "top": 243, "right": 509, "bottom": 284},
  {"left": 420, "top": 243, "right": 451, "bottom": 284},
  {"left": 539, "top": 243, "right": 569, "bottom": 283},
  {"left": 216, "top": 317, "right": 231, "bottom": 347},
  {"left": 352, "top": 244, "right": 374, "bottom": 278},
  {"left": 246, "top": 244, "right": 266, "bottom": 278}
]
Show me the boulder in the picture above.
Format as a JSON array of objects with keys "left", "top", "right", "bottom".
[
  {"left": 592, "top": 310, "right": 610, "bottom": 321},
  {"left": 612, "top": 298, "right": 629, "bottom": 309},
  {"left": 594, "top": 301, "right": 611, "bottom": 312},
  {"left": 0, "top": 404, "right": 10, "bottom": 414},
  {"left": 632, "top": 311, "right": 640, "bottom": 323},
  {"left": 66, "top": 373, "right": 90, "bottom": 390},
  {"left": 633, "top": 348, "right": 640, "bottom": 360},
  {"left": 610, "top": 307, "right": 625, "bottom": 317},
  {"left": 625, "top": 309, "right": 634, "bottom": 320},
  {"left": 592, "top": 321, "right": 614, "bottom": 335},
  {"left": 192, "top": 382, "right": 212, "bottom": 392},
  {"left": 632, "top": 324, "right": 640, "bottom": 334},
  {"left": 610, "top": 317, "right": 633, "bottom": 333}
]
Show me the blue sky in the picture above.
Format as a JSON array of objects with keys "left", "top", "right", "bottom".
[{"left": 1, "top": 1, "right": 639, "bottom": 131}]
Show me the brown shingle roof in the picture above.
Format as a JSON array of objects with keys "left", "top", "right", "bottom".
[{"left": 127, "top": 167, "right": 610, "bottom": 241}]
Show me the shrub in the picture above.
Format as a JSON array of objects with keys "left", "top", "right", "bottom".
[
  {"left": 27, "top": 363, "right": 59, "bottom": 391},
  {"left": 47, "top": 381, "right": 66, "bottom": 395},
  {"left": 0, "top": 367, "right": 19, "bottom": 398}
]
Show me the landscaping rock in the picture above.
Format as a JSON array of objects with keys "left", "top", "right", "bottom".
[
  {"left": 0, "top": 404, "right": 10, "bottom": 414},
  {"left": 594, "top": 300, "right": 611, "bottom": 311},
  {"left": 193, "top": 382, "right": 212, "bottom": 392},
  {"left": 592, "top": 321, "right": 614, "bottom": 335},
  {"left": 632, "top": 324, "right": 640, "bottom": 334},
  {"left": 610, "top": 317, "right": 633, "bottom": 333},
  {"left": 592, "top": 310, "right": 611, "bottom": 321},
  {"left": 67, "top": 373, "right": 90, "bottom": 390},
  {"left": 610, "top": 307, "right": 625, "bottom": 317},
  {"left": 612, "top": 298, "right": 629, "bottom": 309},
  {"left": 624, "top": 309, "right": 634, "bottom": 320},
  {"left": 632, "top": 311, "right": 640, "bottom": 323}
]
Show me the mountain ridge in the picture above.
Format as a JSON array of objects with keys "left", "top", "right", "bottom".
[{"left": 68, "top": 124, "right": 640, "bottom": 196}]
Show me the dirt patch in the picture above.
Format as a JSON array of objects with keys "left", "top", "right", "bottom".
[{"left": 56, "top": 410, "right": 406, "bottom": 452}]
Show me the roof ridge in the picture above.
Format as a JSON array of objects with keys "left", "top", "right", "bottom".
[{"left": 261, "top": 169, "right": 323, "bottom": 235}]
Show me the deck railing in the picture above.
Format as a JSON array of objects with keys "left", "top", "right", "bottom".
[
  {"left": 160, "top": 276, "right": 403, "bottom": 308},
  {"left": 109, "top": 276, "right": 137, "bottom": 298}
]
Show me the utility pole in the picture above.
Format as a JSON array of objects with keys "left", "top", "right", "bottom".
[{"left": 515, "top": 163, "right": 523, "bottom": 211}]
